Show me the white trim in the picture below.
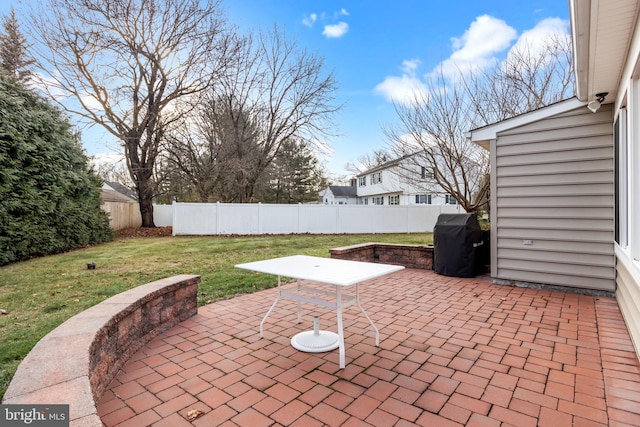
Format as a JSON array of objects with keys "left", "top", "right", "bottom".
[
  {"left": 469, "top": 98, "right": 587, "bottom": 145},
  {"left": 617, "top": 244, "right": 640, "bottom": 288},
  {"left": 632, "top": 76, "right": 640, "bottom": 261},
  {"left": 569, "top": 0, "right": 590, "bottom": 101},
  {"left": 618, "top": 108, "right": 629, "bottom": 248}
]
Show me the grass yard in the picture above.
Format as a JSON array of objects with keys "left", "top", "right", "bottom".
[{"left": 0, "top": 232, "right": 432, "bottom": 400}]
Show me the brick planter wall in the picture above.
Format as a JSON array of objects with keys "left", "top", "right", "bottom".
[
  {"left": 330, "top": 242, "right": 434, "bottom": 270},
  {"left": 2, "top": 274, "right": 200, "bottom": 427}
]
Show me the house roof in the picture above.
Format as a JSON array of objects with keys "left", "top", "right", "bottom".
[
  {"left": 569, "top": 0, "right": 638, "bottom": 103},
  {"left": 355, "top": 153, "right": 415, "bottom": 177},
  {"left": 103, "top": 181, "right": 137, "bottom": 201},
  {"left": 101, "top": 188, "right": 136, "bottom": 203},
  {"left": 468, "top": 97, "right": 585, "bottom": 149},
  {"left": 328, "top": 185, "right": 357, "bottom": 198},
  {"left": 471, "top": 0, "right": 640, "bottom": 149}
]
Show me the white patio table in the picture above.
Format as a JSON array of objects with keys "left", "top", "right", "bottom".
[{"left": 235, "top": 255, "right": 404, "bottom": 368}]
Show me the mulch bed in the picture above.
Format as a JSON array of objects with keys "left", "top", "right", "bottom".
[{"left": 115, "top": 226, "right": 173, "bottom": 239}]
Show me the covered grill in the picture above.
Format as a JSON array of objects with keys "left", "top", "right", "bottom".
[{"left": 433, "top": 213, "right": 484, "bottom": 278}]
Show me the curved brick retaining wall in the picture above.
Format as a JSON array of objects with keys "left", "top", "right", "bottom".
[
  {"left": 329, "top": 242, "right": 434, "bottom": 269},
  {"left": 2, "top": 274, "right": 200, "bottom": 426}
]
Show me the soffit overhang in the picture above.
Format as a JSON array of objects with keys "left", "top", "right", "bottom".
[{"left": 570, "top": 0, "right": 639, "bottom": 103}]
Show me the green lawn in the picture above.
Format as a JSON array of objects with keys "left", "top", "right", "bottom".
[{"left": 0, "top": 232, "right": 432, "bottom": 400}]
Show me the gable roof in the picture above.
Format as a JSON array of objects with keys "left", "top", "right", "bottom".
[
  {"left": 101, "top": 188, "right": 136, "bottom": 203},
  {"left": 355, "top": 153, "right": 415, "bottom": 177},
  {"left": 328, "top": 185, "right": 357, "bottom": 198},
  {"left": 103, "top": 181, "right": 137, "bottom": 200},
  {"left": 468, "top": 97, "right": 586, "bottom": 149}
]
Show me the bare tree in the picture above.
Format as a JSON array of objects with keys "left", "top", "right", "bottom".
[
  {"left": 166, "top": 27, "right": 339, "bottom": 203},
  {"left": 29, "top": 0, "right": 236, "bottom": 226},
  {"left": 91, "top": 154, "right": 132, "bottom": 186},
  {"left": 165, "top": 93, "right": 262, "bottom": 202},
  {"left": 386, "top": 74, "right": 490, "bottom": 213},
  {"left": 464, "top": 32, "right": 574, "bottom": 125},
  {"left": 344, "top": 148, "right": 393, "bottom": 176},
  {"left": 387, "top": 34, "right": 574, "bottom": 212}
]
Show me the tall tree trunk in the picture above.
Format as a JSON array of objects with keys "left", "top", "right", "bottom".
[{"left": 135, "top": 168, "right": 156, "bottom": 227}]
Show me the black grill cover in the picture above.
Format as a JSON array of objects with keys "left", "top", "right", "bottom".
[{"left": 433, "top": 213, "right": 484, "bottom": 278}]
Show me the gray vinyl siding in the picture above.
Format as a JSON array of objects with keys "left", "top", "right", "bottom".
[{"left": 493, "top": 104, "right": 615, "bottom": 291}]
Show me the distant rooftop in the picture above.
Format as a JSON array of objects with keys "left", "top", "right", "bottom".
[{"left": 329, "top": 185, "right": 357, "bottom": 197}]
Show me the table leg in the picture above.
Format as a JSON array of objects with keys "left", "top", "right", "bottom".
[
  {"left": 336, "top": 286, "right": 345, "bottom": 369},
  {"left": 355, "top": 283, "right": 380, "bottom": 346},
  {"left": 260, "top": 275, "right": 282, "bottom": 338},
  {"left": 297, "top": 279, "right": 302, "bottom": 323}
]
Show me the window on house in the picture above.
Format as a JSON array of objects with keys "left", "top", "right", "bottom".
[
  {"left": 420, "top": 167, "right": 433, "bottom": 179},
  {"left": 615, "top": 108, "right": 628, "bottom": 247},
  {"left": 415, "top": 194, "right": 431, "bottom": 204},
  {"left": 445, "top": 194, "right": 458, "bottom": 205},
  {"left": 632, "top": 77, "right": 640, "bottom": 261},
  {"left": 358, "top": 176, "right": 366, "bottom": 186},
  {"left": 389, "top": 195, "right": 399, "bottom": 205},
  {"left": 370, "top": 172, "right": 382, "bottom": 184},
  {"left": 373, "top": 197, "right": 384, "bottom": 205}
]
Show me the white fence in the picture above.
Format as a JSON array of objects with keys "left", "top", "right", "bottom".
[{"left": 154, "top": 202, "right": 463, "bottom": 235}]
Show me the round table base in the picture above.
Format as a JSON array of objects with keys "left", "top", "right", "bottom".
[{"left": 291, "top": 330, "right": 339, "bottom": 353}]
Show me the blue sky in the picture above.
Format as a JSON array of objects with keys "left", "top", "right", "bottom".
[
  {"left": 223, "top": 1, "right": 570, "bottom": 180},
  {"left": 2, "top": 1, "right": 570, "bottom": 181}
]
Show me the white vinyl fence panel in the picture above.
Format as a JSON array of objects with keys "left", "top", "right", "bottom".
[
  {"left": 154, "top": 204, "right": 174, "bottom": 227},
  {"left": 156, "top": 202, "right": 463, "bottom": 235}
]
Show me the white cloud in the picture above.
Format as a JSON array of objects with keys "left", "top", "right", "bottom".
[
  {"left": 32, "top": 71, "right": 105, "bottom": 113},
  {"left": 91, "top": 152, "right": 125, "bottom": 165},
  {"left": 375, "top": 14, "right": 568, "bottom": 106},
  {"left": 375, "top": 58, "right": 428, "bottom": 105},
  {"left": 302, "top": 13, "right": 317, "bottom": 28},
  {"left": 508, "top": 17, "right": 568, "bottom": 58},
  {"left": 307, "top": 8, "right": 350, "bottom": 38},
  {"left": 402, "top": 59, "right": 420, "bottom": 74},
  {"left": 375, "top": 14, "right": 524, "bottom": 103},
  {"left": 438, "top": 14, "right": 517, "bottom": 79},
  {"left": 323, "top": 21, "right": 349, "bottom": 38}
]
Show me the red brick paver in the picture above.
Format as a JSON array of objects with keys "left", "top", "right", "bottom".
[{"left": 97, "top": 269, "right": 640, "bottom": 426}]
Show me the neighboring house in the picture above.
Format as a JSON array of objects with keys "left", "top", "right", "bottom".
[
  {"left": 355, "top": 155, "right": 459, "bottom": 206},
  {"left": 470, "top": 0, "right": 640, "bottom": 358},
  {"left": 100, "top": 182, "right": 141, "bottom": 230},
  {"left": 100, "top": 181, "right": 137, "bottom": 204},
  {"left": 320, "top": 184, "right": 358, "bottom": 204}
]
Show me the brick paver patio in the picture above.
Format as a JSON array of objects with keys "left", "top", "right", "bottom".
[{"left": 97, "top": 269, "right": 640, "bottom": 426}]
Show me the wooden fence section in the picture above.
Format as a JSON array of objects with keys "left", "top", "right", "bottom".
[{"left": 102, "top": 200, "right": 142, "bottom": 230}]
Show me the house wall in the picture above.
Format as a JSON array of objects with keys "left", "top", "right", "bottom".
[
  {"left": 320, "top": 188, "right": 358, "bottom": 205},
  {"left": 613, "top": 16, "right": 640, "bottom": 356},
  {"left": 491, "top": 104, "right": 615, "bottom": 291},
  {"left": 356, "top": 160, "right": 456, "bottom": 205},
  {"left": 357, "top": 165, "right": 404, "bottom": 198}
]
